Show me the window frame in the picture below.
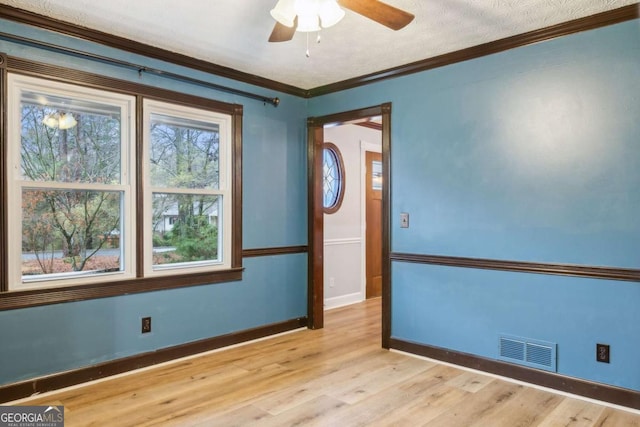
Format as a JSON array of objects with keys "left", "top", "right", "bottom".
[
  {"left": 322, "top": 142, "right": 346, "bottom": 214},
  {"left": 142, "top": 98, "right": 233, "bottom": 276},
  {"left": 7, "top": 74, "right": 137, "bottom": 291},
  {"left": 0, "top": 56, "right": 243, "bottom": 310}
]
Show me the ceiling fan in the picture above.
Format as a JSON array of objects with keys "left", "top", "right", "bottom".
[{"left": 268, "top": 0, "right": 415, "bottom": 43}]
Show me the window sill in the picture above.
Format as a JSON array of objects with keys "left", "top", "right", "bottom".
[{"left": 0, "top": 268, "right": 244, "bottom": 311}]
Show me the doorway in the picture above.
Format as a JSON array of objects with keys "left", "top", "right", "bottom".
[
  {"left": 322, "top": 127, "right": 381, "bottom": 309},
  {"left": 307, "top": 103, "right": 391, "bottom": 348}
]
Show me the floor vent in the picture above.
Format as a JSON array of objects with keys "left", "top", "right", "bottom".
[{"left": 499, "top": 335, "right": 557, "bottom": 372}]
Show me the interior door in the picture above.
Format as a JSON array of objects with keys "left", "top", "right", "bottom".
[{"left": 366, "top": 151, "right": 383, "bottom": 298}]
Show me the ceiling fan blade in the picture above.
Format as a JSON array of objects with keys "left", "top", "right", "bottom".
[
  {"left": 269, "top": 18, "right": 297, "bottom": 42},
  {"left": 338, "top": 0, "right": 414, "bottom": 30}
]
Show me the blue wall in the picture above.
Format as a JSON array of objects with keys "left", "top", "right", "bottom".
[
  {"left": 0, "top": 20, "right": 308, "bottom": 385},
  {"left": 310, "top": 20, "right": 640, "bottom": 391}
]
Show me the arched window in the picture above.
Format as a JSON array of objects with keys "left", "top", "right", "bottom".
[{"left": 322, "top": 142, "right": 345, "bottom": 214}]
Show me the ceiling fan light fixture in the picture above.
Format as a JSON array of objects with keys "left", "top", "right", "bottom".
[
  {"left": 296, "top": 12, "right": 321, "bottom": 32},
  {"left": 42, "top": 112, "right": 78, "bottom": 130},
  {"left": 318, "top": 0, "right": 344, "bottom": 28},
  {"left": 58, "top": 113, "right": 77, "bottom": 130},
  {"left": 294, "top": 0, "right": 321, "bottom": 32},
  {"left": 42, "top": 113, "right": 60, "bottom": 128},
  {"left": 268, "top": 0, "right": 415, "bottom": 44},
  {"left": 270, "top": 0, "right": 296, "bottom": 27}
]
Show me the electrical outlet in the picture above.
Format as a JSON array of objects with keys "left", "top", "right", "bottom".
[
  {"left": 142, "top": 317, "right": 152, "bottom": 334},
  {"left": 329, "top": 277, "right": 335, "bottom": 288},
  {"left": 596, "top": 343, "right": 610, "bottom": 363}
]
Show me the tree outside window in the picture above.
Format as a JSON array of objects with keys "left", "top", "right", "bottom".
[
  {"left": 144, "top": 100, "right": 232, "bottom": 274},
  {"left": 8, "top": 76, "right": 135, "bottom": 289}
]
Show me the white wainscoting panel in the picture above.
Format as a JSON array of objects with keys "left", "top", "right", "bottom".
[{"left": 324, "top": 237, "right": 363, "bottom": 308}]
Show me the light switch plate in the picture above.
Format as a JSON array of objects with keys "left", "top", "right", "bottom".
[{"left": 400, "top": 212, "right": 409, "bottom": 228}]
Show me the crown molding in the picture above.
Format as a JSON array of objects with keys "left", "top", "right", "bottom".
[
  {"left": 0, "top": 4, "right": 307, "bottom": 98},
  {"left": 308, "top": 4, "right": 640, "bottom": 97},
  {"left": 0, "top": 4, "right": 637, "bottom": 99}
]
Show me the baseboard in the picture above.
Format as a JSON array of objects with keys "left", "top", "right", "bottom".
[
  {"left": 390, "top": 338, "right": 640, "bottom": 410},
  {"left": 0, "top": 316, "right": 308, "bottom": 403},
  {"left": 324, "top": 292, "right": 364, "bottom": 310}
]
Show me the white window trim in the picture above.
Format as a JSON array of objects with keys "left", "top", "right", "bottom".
[
  {"left": 6, "top": 74, "right": 136, "bottom": 290},
  {"left": 142, "top": 99, "right": 233, "bottom": 277}
]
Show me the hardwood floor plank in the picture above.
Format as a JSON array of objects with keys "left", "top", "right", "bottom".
[
  {"left": 55, "top": 363, "right": 250, "bottom": 412},
  {"left": 70, "top": 363, "right": 286, "bottom": 426},
  {"left": 252, "top": 347, "right": 393, "bottom": 415},
  {"left": 143, "top": 363, "right": 303, "bottom": 426},
  {"left": 367, "top": 366, "right": 478, "bottom": 426},
  {"left": 423, "top": 380, "right": 527, "bottom": 426},
  {"left": 445, "top": 370, "right": 495, "bottom": 394},
  {"left": 322, "top": 365, "right": 469, "bottom": 426},
  {"left": 474, "top": 386, "right": 564, "bottom": 427},
  {"left": 537, "top": 398, "right": 607, "bottom": 427},
  {"left": 187, "top": 404, "right": 273, "bottom": 427},
  {"left": 257, "top": 395, "right": 348, "bottom": 427},
  {"left": 9, "top": 298, "right": 640, "bottom": 426},
  {"left": 326, "top": 356, "right": 435, "bottom": 404},
  {"left": 596, "top": 407, "right": 640, "bottom": 427}
]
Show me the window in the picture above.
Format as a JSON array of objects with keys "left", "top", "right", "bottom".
[
  {"left": 322, "top": 142, "right": 345, "bottom": 214},
  {"left": 371, "top": 160, "right": 383, "bottom": 190},
  {"left": 7, "top": 74, "right": 136, "bottom": 290},
  {"left": 5, "top": 73, "right": 240, "bottom": 296},
  {"left": 143, "top": 100, "right": 232, "bottom": 275}
]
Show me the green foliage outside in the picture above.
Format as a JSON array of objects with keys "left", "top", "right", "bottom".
[
  {"left": 171, "top": 215, "right": 218, "bottom": 261},
  {"left": 149, "top": 114, "right": 221, "bottom": 266}
]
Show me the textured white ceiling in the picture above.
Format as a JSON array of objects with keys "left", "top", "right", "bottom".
[{"left": 0, "top": 0, "right": 636, "bottom": 89}]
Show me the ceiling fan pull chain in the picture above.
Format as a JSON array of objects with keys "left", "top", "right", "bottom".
[{"left": 305, "top": 30, "right": 322, "bottom": 58}]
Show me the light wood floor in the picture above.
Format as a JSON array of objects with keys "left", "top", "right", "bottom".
[{"left": 13, "top": 298, "right": 640, "bottom": 426}]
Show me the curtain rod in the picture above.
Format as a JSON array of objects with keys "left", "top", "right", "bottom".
[{"left": 0, "top": 31, "right": 281, "bottom": 107}]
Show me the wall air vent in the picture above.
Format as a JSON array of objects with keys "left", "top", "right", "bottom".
[{"left": 499, "top": 335, "right": 557, "bottom": 372}]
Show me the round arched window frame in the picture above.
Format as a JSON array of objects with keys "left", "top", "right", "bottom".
[{"left": 322, "top": 142, "right": 346, "bottom": 214}]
